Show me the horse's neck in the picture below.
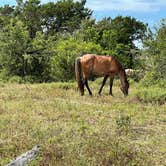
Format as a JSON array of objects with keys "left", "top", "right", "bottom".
[{"left": 119, "top": 69, "right": 127, "bottom": 87}]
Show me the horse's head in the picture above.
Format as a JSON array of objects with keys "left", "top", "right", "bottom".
[{"left": 120, "top": 79, "right": 129, "bottom": 96}]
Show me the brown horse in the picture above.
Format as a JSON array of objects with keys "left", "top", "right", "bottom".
[{"left": 75, "top": 54, "right": 129, "bottom": 96}]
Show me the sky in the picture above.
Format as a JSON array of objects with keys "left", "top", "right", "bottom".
[{"left": 0, "top": 0, "right": 166, "bottom": 29}]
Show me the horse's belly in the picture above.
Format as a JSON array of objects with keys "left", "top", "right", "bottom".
[{"left": 93, "top": 68, "right": 111, "bottom": 76}]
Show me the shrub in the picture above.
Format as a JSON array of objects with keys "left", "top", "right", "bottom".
[
  {"left": 140, "top": 70, "right": 166, "bottom": 87},
  {"left": 0, "top": 69, "right": 9, "bottom": 82},
  {"left": 8, "top": 76, "right": 23, "bottom": 83},
  {"left": 136, "top": 86, "right": 166, "bottom": 104},
  {"left": 50, "top": 36, "right": 102, "bottom": 81}
]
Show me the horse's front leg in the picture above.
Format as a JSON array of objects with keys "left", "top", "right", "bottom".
[
  {"left": 84, "top": 79, "right": 92, "bottom": 96},
  {"left": 109, "top": 76, "right": 114, "bottom": 96},
  {"left": 98, "top": 75, "right": 109, "bottom": 95}
]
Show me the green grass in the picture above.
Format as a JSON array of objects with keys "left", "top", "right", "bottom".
[
  {"left": 135, "top": 86, "right": 166, "bottom": 104},
  {"left": 0, "top": 80, "right": 165, "bottom": 165}
]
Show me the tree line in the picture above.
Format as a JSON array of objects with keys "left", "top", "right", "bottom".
[{"left": 0, "top": 0, "right": 165, "bottom": 84}]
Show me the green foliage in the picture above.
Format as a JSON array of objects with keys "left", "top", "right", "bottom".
[
  {"left": 114, "top": 44, "right": 131, "bottom": 68},
  {"left": 0, "top": 5, "right": 14, "bottom": 30},
  {"left": 28, "top": 32, "right": 55, "bottom": 82},
  {"left": 101, "top": 30, "right": 118, "bottom": 50},
  {"left": 0, "top": 19, "right": 30, "bottom": 77},
  {"left": 114, "top": 17, "right": 146, "bottom": 68},
  {"left": 16, "top": 0, "right": 42, "bottom": 39},
  {"left": 41, "top": 0, "right": 92, "bottom": 35},
  {"left": 50, "top": 36, "right": 102, "bottom": 81},
  {"left": 96, "top": 17, "right": 147, "bottom": 47},
  {"left": 77, "top": 19, "right": 99, "bottom": 43},
  {"left": 8, "top": 75, "right": 23, "bottom": 83},
  {"left": 50, "top": 82, "right": 75, "bottom": 90},
  {"left": 116, "top": 114, "right": 131, "bottom": 135},
  {"left": 142, "top": 19, "right": 166, "bottom": 86},
  {"left": 140, "top": 71, "right": 159, "bottom": 86},
  {"left": 0, "top": 69, "right": 8, "bottom": 82},
  {"left": 0, "top": 0, "right": 94, "bottom": 82},
  {"left": 0, "top": 0, "right": 162, "bottom": 83},
  {"left": 0, "top": 19, "right": 54, "bottom": 82},
  {"left": 110, "top": 16, "right": 147, "bottom": 45},
  {"left": 15, "top": 0, "right": 92, "bottom": 38},
  {"left": 75, "top": 16, "right": 146, "bottom": 69},
  {"left": 136, "top": 85, "right": 166, "bottom": 104}
]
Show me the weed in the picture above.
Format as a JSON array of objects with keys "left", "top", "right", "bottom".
[{"left": 116, "top": 114, "right": 131, "bottom": 135}]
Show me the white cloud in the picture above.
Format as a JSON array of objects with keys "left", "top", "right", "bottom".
[{"left": 86, "top": 0, "right": 166, "bottom": 12}]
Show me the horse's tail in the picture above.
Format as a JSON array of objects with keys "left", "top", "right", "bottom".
[{"left": 75, "top": 57, "right": 84, "bottom": 95}]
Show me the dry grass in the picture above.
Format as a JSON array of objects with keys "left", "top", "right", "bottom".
[{"left": 0, "top": 80, "right": 165, "bottom": 165}]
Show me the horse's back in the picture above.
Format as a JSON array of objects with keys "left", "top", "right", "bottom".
[
  {"left": 81, "top": 54, "right": 113, "bottom": 64},
  {"left": 80, "top": 54, "right": 122, "bottom": 77},
  {"left": 80, "top": 54, "right": 110, "bottom": 75},
  {"left": 93, "top": 55, "right": 113, "bottom": 75},
  {"left": 80, "top": 54, "right": 96, "bottom": 63}
]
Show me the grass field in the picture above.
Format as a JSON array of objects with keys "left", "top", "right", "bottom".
[{"left": 0, "top": 80, "right": 165, "bottom": 165}]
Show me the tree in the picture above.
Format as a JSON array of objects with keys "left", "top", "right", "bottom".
[
  {"left": 141, "top": 19, "right": 166, "bottom": 86},
  {"left": 0, "top": 5, "right": 14, "bottom": 30},
  {"left": 110, "top": 16, "right": 147, "bottom": 47},
  {"left": 0, "top": 1, "right": 149, "bottom": 82},
  {"left": 15, "top": 0, "right": 42, "bottom": 39},
  {"left": 74, "top": 18, "right": 99, "bottom": 43},
  {"left": 0, "top": 19, "right": 30, "bottom": 78},
  {"left": 95, "top": 16, "right": 147, "bottom": 68},
  {"left": 41, "top": 0, "right": 92, "bottom": 35},
  {"left": 0, "top": 18, "right": 55, "bottom": 82}
]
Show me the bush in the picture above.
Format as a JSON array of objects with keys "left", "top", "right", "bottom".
[
  {"left": 50, "top": 36, "right": 103, "bottom": 81},
  {"left": 136, "top": 86, "right": 166, "bottom": 104},
  {"left": 22, "top": 75, "right": 43, "bottom": 83},
  {"left": 0, "top": 69, "right": 9, "bottom": 82},
  {"left": 141, "top": 19, "right": 166, "bottom": 87},
  {"left": 140, "top": 70, "right": 166, "bottom": 87},
  {"left": 8, "top": 76, "right": 23, "bottom": 83}
]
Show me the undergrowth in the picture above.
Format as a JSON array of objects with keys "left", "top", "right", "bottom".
[{"left": 135, "top": 86, "right": 166, "bottom": 104}]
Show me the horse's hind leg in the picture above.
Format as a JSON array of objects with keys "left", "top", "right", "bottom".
[
  {"left": 84, "top": 79, "right": 92, "bottom": 96},
  {"left": 98, "top": 75, "right": 109, "bottom": 95},
  {"left": 109, "top": 76, "right": 114, "bottom": 96}
]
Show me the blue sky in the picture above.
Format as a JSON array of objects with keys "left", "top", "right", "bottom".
[{"left": 0, "top": 0, "right": 166, "bottom": 28}]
